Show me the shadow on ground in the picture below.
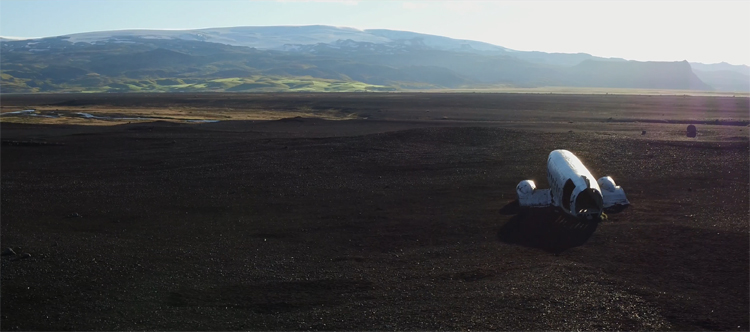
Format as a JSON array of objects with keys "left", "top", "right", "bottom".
[{"left": 498, "top": 200, "right": 599, "bottom": 253}]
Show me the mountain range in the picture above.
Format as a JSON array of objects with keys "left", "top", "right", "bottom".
[{"left": 1, "top": 25, "right": 748, "bottom": 93}]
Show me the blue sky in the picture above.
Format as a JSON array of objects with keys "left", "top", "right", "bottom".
[{"left": 1, "top": 0, "right": 748, "bottom": 65}]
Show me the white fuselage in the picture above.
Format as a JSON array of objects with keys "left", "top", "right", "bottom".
[{"left": 546, "top": 150, "right": 604, "bottom": 220}]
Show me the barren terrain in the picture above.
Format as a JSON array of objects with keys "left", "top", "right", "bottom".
[{"left": 1, "top": 93, "right": 748, "bottom": 330}]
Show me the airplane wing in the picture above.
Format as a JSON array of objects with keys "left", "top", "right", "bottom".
[
  {"left": 516, "top": 180, "right": 552, "bottom": 207},
  {"left": 597, "top": 176, "right": 630, "bottom": 207}
]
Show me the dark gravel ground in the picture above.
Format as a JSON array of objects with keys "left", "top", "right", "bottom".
[{"left": 1, "top": 93, "right": 748, "bottom": 330}]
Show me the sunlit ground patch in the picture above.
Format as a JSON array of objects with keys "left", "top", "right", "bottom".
[{"left": 0, "top": 106, "right": 358, "bottom": 125}]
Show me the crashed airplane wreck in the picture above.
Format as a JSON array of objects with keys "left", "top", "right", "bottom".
[{"left": 516, "top": 149, "right": 629, "bottom": 221}]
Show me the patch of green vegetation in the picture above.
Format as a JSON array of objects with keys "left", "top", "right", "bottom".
[
  {"left": 155, "top": 78, "right": 185, "bottom": 85},
  {"left": 0, "top": 70, "right": 394, "bottom": 93},
  {"left": 226, "top": 82, "right": 277, "bottom": 91},
  {"left": 211, "top": 77, "right": 245, "bottom": 83},
  {"left": 0, "top": 75, "right": 36, "bottom": 93},
  {"left": 284, "top": 81, "right": 315, "bottom": 89},
  {"left": 202, "top": 81, "right": 234, "bottom": 89}
]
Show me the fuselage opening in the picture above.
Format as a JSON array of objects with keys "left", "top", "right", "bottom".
[
  {"left": 561, "top": 179, "right": 575, "bottom": 211},
  {"left": 575, "top": 188, "right": 603, "bottom": 220}
]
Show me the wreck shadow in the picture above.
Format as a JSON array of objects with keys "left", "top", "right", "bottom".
[
  {"left": 497, "top": 202, "right": 599, "bottom": 254},
  {"left": 498, "top": 199, "right": 521, "bottom": 215}
]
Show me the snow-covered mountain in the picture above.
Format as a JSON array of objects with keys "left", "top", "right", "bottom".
[
  {"left": 3, "top": 25, "right": 630, "bottom": 68},
  {"left": 36, "top": 25, "right": 510, "bottom": 54},
  {"left": 5, "top": 25, "right": 746, "bottom": 72},
  {"left": 2, "top": 25, "right": 747, "bottom": 92},
  {"left": 59, "top": 25, "right": 390, "bottom": 49}
]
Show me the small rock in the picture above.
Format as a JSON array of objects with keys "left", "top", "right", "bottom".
[
  {"left": 641, "top": 131, "right": 647, "bottom": 135},
  {"left": 2, "top": 247, "right": 16, "bottom": 256},
  {"left": 687, "top": 124, "right": 697, "bottom": 138}
]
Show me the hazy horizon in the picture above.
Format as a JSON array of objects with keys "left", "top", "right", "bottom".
[{"left": 1, "top": 0, "right": 749, "bottom": 66}]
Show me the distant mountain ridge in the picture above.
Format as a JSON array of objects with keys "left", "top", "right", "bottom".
[
  {"left": 1, "top": 25, "right": 748, "bottom": 93},
  {"left": 567, "top": 60, "right": 712, "bottom": 90},
  {"left": 690, "top": 62, "right": 750, "bottom": 76}
]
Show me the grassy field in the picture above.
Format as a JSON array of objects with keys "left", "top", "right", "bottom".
[
  {"left": 0, "top": 105, "right": 358, "bottom": 126},
  {"left": 5, "top": 68, "right": 746, "bottom": 96},
  {"left": 1, "top": 75, "right": 397, "bottom": 93}
]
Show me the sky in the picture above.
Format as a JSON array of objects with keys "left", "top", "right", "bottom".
[{"left": 1, "top": 0, "right": 749, "bottom": 65}]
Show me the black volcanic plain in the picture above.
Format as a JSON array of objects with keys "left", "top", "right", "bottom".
[{"left": 1, "top": 93, "right": 748, "bottom": 330}]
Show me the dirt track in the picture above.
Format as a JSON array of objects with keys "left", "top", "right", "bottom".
[{"left": 1, "top": 93, "right": 748, "bottom": 330}]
